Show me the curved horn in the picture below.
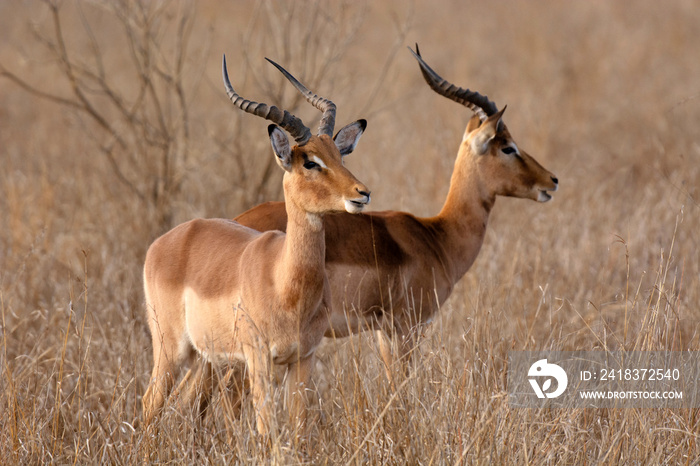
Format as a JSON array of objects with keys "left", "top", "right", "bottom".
[
  {"left": 408, "top": 44, "right": 498, "bottom": 121},
  {"left": 222, "top": 55, "right": 312, "bottom": 145},
  {"left": 265, "top": 58, "right": 337, "bottom": 137}
]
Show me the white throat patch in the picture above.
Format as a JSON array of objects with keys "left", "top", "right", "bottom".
[{"left": 306, "top": 213, "right": 323, "bottom": 230}]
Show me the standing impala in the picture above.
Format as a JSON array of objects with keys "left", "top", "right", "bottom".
[
  {"left": 185, "top": 45, "right": 558, "bottom": 398},
  {"left": 142, "top": 55, "right": 370, "bottom": 435}
]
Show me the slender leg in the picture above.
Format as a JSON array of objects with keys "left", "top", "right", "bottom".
[
  {"left": 143, "top": 345, "right": 181, "bottom": 426},
  {"left": 376, "top": 329, "right": 397, "bottom": 388},
  {"left": 171, "top": 364, "right": 197, "bottom": 401},
  {"left": 173, "top": 361, "right": 215, "bottom": 420},
  {"left": 375, "top": 325, "right": 419, "bottom": 390},
  {"left": 218, "top": 364, "right": 247, "bottom": 420},
  {"left": 243, "top": 344, "right": 273, "bottom": 436},
  {"left": 286, "top": 355, "right": 314, "bottom": 432},
  {"left": 171, "top": 359, "right": 249, "bottom": 423}
]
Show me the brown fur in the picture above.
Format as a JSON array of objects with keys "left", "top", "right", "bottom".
[{"left": 142, "top": 131, "right": 369, "bottom": 435}]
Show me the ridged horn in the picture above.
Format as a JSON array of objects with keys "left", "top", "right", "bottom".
[
  {"left": 408, "top": 44, "right": 498, "bottom": 121},
  {"left": 222, "top": 54, "right": 312, "bottom": 145},
  {"left": 265, "top": 58, "right": 337, "bottom": 137}
]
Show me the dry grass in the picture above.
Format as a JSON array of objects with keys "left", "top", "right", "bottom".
[{"left": 1, "top": 0, "right": 699, "bottom": 464}]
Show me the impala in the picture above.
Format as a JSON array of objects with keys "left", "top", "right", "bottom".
[
  {"left": 142, "top": 55, "right": 370, "bottom": 435},
  {"left": 186, "top": 44, "right": 558, "bottom": 400}
]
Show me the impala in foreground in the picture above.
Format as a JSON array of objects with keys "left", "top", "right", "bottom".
[{"left": 142, "top": 55, "right": 370, "bottom": 435}]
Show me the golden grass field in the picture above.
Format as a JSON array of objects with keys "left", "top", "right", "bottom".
[{"left": 1, "top": 0, "right": 699, "bottom": 463}]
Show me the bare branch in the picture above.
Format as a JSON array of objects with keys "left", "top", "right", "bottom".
[
  {"left": 358, "top": 3, "right": 414, "bottom": 117},
  {"left": 0, "top": 65, "right": 81, "bottom": 110}
]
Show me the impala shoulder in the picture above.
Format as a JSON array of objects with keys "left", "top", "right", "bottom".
[
  {"left": 243, "top": 229, "right": 285, "bottom": 258},
  {"left": 147, "top": 218, "right": 204, "bottom": 258},
  {"left": 384, "top": 212, "right": 448, "bottom": 258},
  {"left": 172, "top": 218, "right": 233, "bottom": 238},
  {"left": 385, "top": 211, "right": 431, "bottom": 236}
]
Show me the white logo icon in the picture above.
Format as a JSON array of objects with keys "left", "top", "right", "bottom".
[{"left": 528, "top": 359, "right": 568, "bottom": 399}]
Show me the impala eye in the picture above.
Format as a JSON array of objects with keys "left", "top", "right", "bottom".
[
  {"left": 502, "top": 146, "right": 517, "bottom": 155},
  {"left": 303, "top": 160, "right": 320, "bottom": 170}
]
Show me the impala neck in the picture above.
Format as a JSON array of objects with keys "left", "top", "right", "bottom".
[
  {"left": 278, "top": 198, "right": 327, "bottom": 306},
  {"left": 432, "top": 146, "right": 494, "bottom": 284}
]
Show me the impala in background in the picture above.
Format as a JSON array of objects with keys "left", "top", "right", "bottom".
[{"left": 236, "top": 45, "right": 558, "bottom": 370}]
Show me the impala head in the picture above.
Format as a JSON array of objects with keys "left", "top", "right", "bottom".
[
  {"left": 223, "top": 55, "right": 370, "bottom": 216},
  {"left": 409, "top": 45, "right": 558, "bottom": 203}
]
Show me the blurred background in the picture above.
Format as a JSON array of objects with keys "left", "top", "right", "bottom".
[{"left": 1, "top": 0, "right": 698, "bottom": 462}]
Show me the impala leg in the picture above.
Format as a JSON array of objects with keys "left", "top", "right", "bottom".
[
  {"left": 173, "top": 361, "right": 246, "bottom": 422},
  {"left": 143, "top": 345, "right": 182, "bottom": 426},
  {"left": 170, "top": 364, "right": 196, "bottom": 401},
  {"left": 170, "top": 362, "right": 197, "bottom": 406},
  {"left": 173, "top": 361, "right": 216, "bottom": 420},
  {"left": 286, "top": 355, "right": 314, "bottom": 432},
  {"left": 243, "top": 344, "right": 273, "bottom": 436},
  {"left": 376, "top": 329, "right": 397, "bottom": 387},
  {"left": 376, "top": 326, "right": 418, "bottom": 389},
  {"left": 218, "top": 364, "right": 247, "bottom": 420}
]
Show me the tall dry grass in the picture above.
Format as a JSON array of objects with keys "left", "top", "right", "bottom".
[{"left": 1, "top": 0, "right": 698, "bottom": 463}]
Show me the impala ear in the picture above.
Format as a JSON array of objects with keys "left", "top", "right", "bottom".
[
  {"left": 269, "top": 125, "right": 293, "bottom": 171},
  {"left": 465, "top": 114, "right": 482, "bottom": 134},
  {"left": 333, "top": 119, "right": 367, "bottom": 156},
  {"left": 470, "top": 106, "right": 506, "bottom": 155}
]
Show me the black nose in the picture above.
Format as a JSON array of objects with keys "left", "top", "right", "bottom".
[
  {"left": 551, "top": 177, "right": 559, "bottom": 185},
  {"left": 357, "top": 189, "right": 371, "bottom": 197}
]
